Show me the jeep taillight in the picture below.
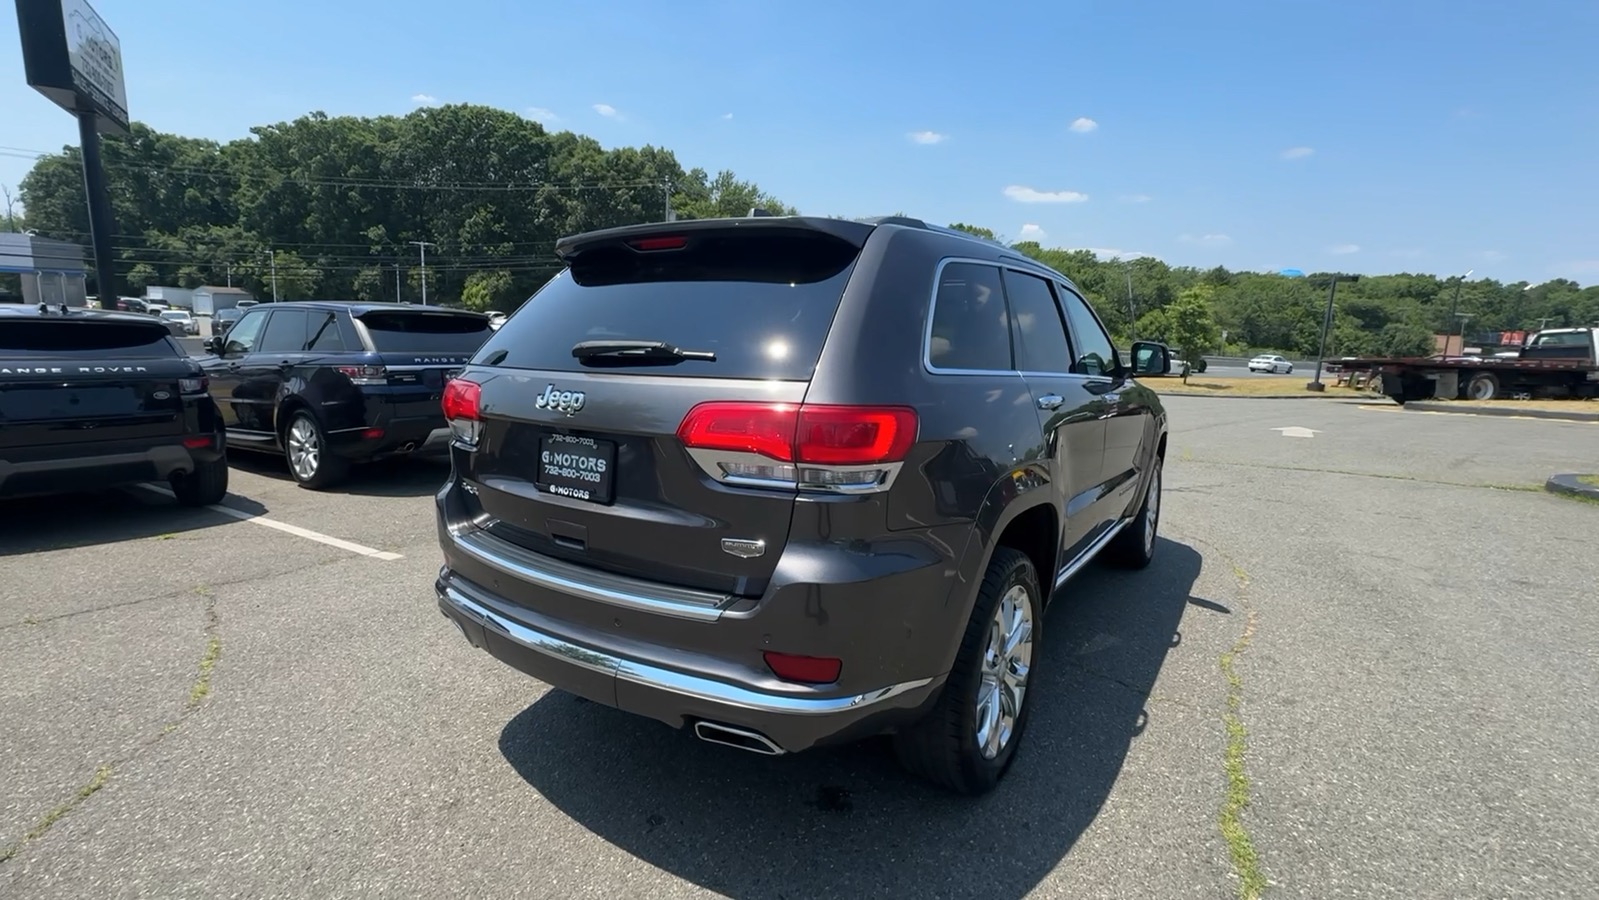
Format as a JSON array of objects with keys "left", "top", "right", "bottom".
[
  {"left": 441, "top": 378, "right": 482, "bottom": 448},
  {"left": 178, "top": 376, "right": 208, "bottom": 394},
  {"left": 676, "top": 402, "right": 917, "bottom": 493}
]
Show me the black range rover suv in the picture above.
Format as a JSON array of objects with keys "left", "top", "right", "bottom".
[
  {"left": 434, "top": 215, "right": 1171, "bottom": 794},
  {"left": 199, "top": 301, "right": 492, "bottom": 489},
  {"left": 1, "top": 303, "right": 228, "bottom": 506}
]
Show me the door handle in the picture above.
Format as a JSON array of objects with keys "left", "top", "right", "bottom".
[
  {"left": 1037, "top": 394, "right": 1065, "bottom": 410},
  {"left": 225, "top": 362, "right": 240, "bottom": 371}
]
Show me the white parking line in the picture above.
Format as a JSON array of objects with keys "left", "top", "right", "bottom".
[{"left": 134, "top": 484, "right": 405, "bottom": 561}]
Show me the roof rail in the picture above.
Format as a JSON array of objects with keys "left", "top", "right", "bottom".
[{"left": 854, "top": 215, "right": 929, "bottom": 229}]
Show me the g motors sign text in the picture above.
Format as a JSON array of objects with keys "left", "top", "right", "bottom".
[{"left": 15, "top": 0, "right": 130, "bottom": 134}]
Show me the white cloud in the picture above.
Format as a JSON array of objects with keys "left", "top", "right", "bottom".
[
  {"left": 525, "top": 107, "right": 559, "bottom": 122},
  {"left": 1017, "top": 224, "right": 1047, "bottom": 241},
  {"left": 1480, "top": 249, "right": 1507, "bottom": 262},
  {"left": 1328, "top": 243, "right": 1361, "bottom": 255},
  {"left": 1120, "top": 194, "right": 1153, "bottom": 203},
  {"left": 1069, "top": 117, "right": 1099, "bottom": 133},
  {"left": 908, "top": 130, "right": 948, "bottom": 145},
  {"left": 592, "top": 103, "right": 620, "bottom": 119},
  {"left": 1075, "top": 247, "right": 1151, "bottom": 261},
  {"left": 722, "top": 112, "right": 734, "bottom": 120},
  {"left": 1179, "top": 233, "right": 1233, "bottom": 246},
  {"left": 411, "top": 93, "right": 438, "bottom": 106},
  {"left": 1003, "top": 185, "right": 1089, "bottom": 204},
  {"left": 1280, "top": 146, "right": 1315, "bottom": 160}
]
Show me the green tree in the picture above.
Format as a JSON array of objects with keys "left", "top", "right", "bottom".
[{"left": 460, "top": 269, "right": 515, "bottom": 312}]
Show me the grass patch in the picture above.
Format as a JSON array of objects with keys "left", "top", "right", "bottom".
[
  {"left": 1219, "top": 609, "right": 1266, "bottom": 900},
  {"left": 189, "top": 634, "right": 222, "bottom": 706},
  {"left": 1150, "top": 376, "right": 1378, "bottom": 398},
  {"left": 1579, "top": 475, "right": 1599, "bottom": 488},
  {"left": 0, "top": 765, "right": 112, "bottom": 865}
]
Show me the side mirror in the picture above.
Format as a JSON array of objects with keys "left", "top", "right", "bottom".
[
  {"left": 204, "top": 336, "right": 224, "bottom": 355},
  {"left": 1131, "top": 341, "right": 1172, "bottom": 377}
]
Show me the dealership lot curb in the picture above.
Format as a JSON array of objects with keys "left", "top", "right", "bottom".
[
  {"left": 1405, "top": 401, "right": 1599, "bottom": 423},
  {"left": 1545, "top": 474, "right": 1599, "bottom": 501}
]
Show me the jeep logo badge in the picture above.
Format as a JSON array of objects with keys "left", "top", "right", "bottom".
[{"left": 534, "top": 384, "right": 586, "bottom": 416}]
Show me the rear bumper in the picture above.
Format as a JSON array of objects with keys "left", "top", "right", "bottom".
[
  {"left": 0, "top": 440, "right": 218, "bottom": 500},
  {"left": 436, "top": 570, "right": 943, "bottom": 753}
]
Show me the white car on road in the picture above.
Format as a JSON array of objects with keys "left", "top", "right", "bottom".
[
  {"left": 1248, "top": 354, "right": 1293, "bottom": 374},
  {"left": 159, "top": 308, "right": 199, "bottom": 335}
]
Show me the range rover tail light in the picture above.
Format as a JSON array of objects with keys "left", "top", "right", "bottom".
[{"left": 676, "top": 402, "right": 917, "bottom": 493}]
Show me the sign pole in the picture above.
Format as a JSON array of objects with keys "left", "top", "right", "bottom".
[{"left": 75, "top": 109, "right": 118, "bottom": 300}]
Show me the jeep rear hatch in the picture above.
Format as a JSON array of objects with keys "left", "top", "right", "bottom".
[
  {"left": 451, "top": 222, "right": 895, "bottom": 596},
  {"left": 0, "top": 317, "right": 201, "bottom": 451}
]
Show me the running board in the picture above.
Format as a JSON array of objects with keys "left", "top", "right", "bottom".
[{"left": 1053, "top": 517, "right": 1133, "bottom": 590}]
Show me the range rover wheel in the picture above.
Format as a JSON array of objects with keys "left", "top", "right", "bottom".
[
  {"left": 1104, "top": 456, "right": 1163, "bottom": 570},
  {"left": 894, "top": 546, "right": 1041, "bottom": 796},
  {"left": 285, "top": 411, "right": 350, "bottom": 490},
  {"left": 170, "top": 452, "right": 229, "bottom": 507}
]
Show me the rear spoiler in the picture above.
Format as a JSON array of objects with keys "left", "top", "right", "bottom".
[{"left": 554, "top": 216, "right": 881, "bottom": 262}]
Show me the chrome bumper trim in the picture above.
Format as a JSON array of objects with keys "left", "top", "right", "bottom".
[
  {"left": 447, "top": 525, "right": 733, "bottom": 623},
  {"left": 439, "top": 583, "right": 935, "bottom": 716}
]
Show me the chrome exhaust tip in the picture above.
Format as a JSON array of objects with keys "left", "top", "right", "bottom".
[
  {"left": 692, "top": 721, "right": 785, "bottom": 756},
  {"left": 397, "top": 441, "right": 417, "bottom": 453}
]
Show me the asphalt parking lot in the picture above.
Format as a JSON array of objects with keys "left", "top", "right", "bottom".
[{"left": 3, "top": 396, "right": 1596, "bottom": 900}]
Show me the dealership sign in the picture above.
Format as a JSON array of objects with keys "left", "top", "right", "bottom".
[{"left": 15, "top": 0, "right": 129, "bottom": 134}]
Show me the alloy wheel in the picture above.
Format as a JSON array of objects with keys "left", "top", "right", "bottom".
[
  {"left": 287, "top": 418, "right": 321, "bottom": 481},
  {"left": 976, "top": 584, "right": 1034, "bottom": 759}
]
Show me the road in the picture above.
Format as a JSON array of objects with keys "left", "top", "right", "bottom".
[{"left": 2, "top": 398, "right": 1595, "bottom": 899}]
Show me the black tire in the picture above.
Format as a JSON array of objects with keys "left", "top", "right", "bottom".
[
  {"left": 283, "top": 410, "right": 350, "bottom": 490},
  {"left": 893, "top": 546, "right": 1043, "bottom": 796},
  {"left": 1464, "top": 372, "right": 1500, "bottom": 401},
  {"left": 1103, "top": 455, "right": 1163, "bottom": 570},
  {"left": 170, "top": 453, "right": 229, "bottom": 507}
]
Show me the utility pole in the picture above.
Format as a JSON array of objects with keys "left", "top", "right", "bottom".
[
  {"left": 663, "top": 179, "right": 673, "bottom": 222},
  {"left": 1307, "top": 274, "right": 1360, "bottom": 392},
  {"left": 409, "top": 240, "right": 436, "bottom": 305},
  {"left": 1446, "top": 268, "right": 1473, "bottom": 331},
  {"left": 1125, "top": 264, "right": 1136, "bottom": 340},
  {"left": 395, "top": 263, "right": 403, "bottom": 303},
  {"left": 269, "top": 251, "right": 279, "bottom": 301}
]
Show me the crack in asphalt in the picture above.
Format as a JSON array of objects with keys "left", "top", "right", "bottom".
[
  {"left": 0, "top": 592, "right": 225, "bottom": 868},
  {"left": 0, "top": 552, "right": 351, "bottom": 633}
]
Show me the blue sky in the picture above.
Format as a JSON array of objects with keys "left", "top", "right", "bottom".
[{"left": 3, "top": 0, "right": 1597, "bottom": 284}]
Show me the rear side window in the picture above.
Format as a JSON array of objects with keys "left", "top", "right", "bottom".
[
  {"left": 475, "top": 231, "right": 861, "bottom": 380},
  {"left": 0, "top": 320, "right": 177, "bottom": 358},
  {"left": 929, "top": 262, "right": 1012, "bottom": 372},
  {"left": 359, "top": 311, "right": 492, "bottom": 353}
]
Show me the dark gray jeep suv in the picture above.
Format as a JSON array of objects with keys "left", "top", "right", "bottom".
[{"left": 434, "top": 214, "right": 1171, "bottom": 794}]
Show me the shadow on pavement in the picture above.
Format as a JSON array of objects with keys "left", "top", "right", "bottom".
[
  {"left": 226, "top": 451, "right": 450, "bottom": 498},
  {"left": 0, "top": 485, "right": 269, "bottom": 557},
  {"left": 497, "top": 537, "right": 1206, "bottom": 899}
]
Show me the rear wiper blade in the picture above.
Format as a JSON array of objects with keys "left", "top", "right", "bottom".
[{"left": 571, "top": 340, "right": 716, "bottom": 366}]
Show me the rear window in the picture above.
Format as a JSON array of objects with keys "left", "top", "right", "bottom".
[
  {"left": 476, "top": 231, "right": 860, "bottom": 380},
  {"left": 0, "top": 320, "right": 177, "bottom": 358},
  {"left": 358, "top": 311, "right": 493, "bottom": 353}
]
